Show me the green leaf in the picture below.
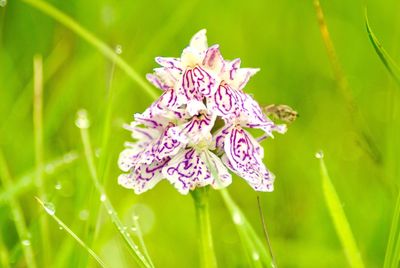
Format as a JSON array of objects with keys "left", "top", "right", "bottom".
[
  {"left": 365, "top": 9, "right": 400, "bottom": 87},
  {"left": 318, "top": 152, "right": 365, "bottom": 268}
]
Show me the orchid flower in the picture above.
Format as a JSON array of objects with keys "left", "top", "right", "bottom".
[{"left": 118, "top": 29, "right": 287, "bottom": 194}]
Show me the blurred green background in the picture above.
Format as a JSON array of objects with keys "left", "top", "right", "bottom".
[{"left": 1, "top": 0, "right": 399, "bottom": 267}]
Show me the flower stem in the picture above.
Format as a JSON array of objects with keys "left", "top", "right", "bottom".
[{"left": 191, "top": 187, "right": 218, "bottom": 268}]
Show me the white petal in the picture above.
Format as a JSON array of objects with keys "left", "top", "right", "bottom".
[
  {"left": 162, "top": 149, "right": 213, "bottom": 194},
  {"left": 189, "top": 29, "right": 208, "bottom": 52}
]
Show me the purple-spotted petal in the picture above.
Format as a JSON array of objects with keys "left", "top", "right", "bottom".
[
  {"left": 231, "top": 68, "right": 260, "bottom": 91},
  {"left": 137, "top": 124, "right": 185, "bottom": 164},
  {"left": 223, "top": 126, "right": 267, "bottom": 184},
  {"left": 119, "top": 157, "right": 170, "bottom": 194},
  {"left": 178, "top": 66, "right": 220, "bottom": 101},
  {"left": 162, "top": 149, "right": 213, "bottom": 194},
  {"left": 203, "top": 151, "right": 232, "bottom": 189},
  {"left": 189, "top": 29, "right": 208, "bottom": 52},
  {"left": 207, "top": 83, "right": 243, "bottom": 119},
  {"left": 155, "top": 57, "right": 183, "bottom": 72},
  {"left": 171, "top": 113, "right": 216, "bottom": 146},
  {"left": 203, "top": 45, "right": 224, "bottom": 73}
]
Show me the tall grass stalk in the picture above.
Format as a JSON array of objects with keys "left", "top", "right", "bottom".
[
  {"left": 257, "top": 196, "right": 277, "bottom": 267},
  {"left": 364, "top": 11, "right": 400, "bottom": 268},
  {"left": 76, "top": 109, "right": 153, "bottom": 268},
  {"left": 203, "top": 155, "right": 273, "bottom": 267},
  {"left": 191, "top": 187, "right": 218, "bottom": 268},
  {"left": 0, "top": 151, "right": 78, "bottom": 204},
  {"left": 313, "top": 0, "right": 381, "bottom": 163},
  {"left": 317, "top": 152, "right": 365, "bottom": 268},
  {"left": 34, "top": 197, "right": 109, "bottom": 268},
  {"left": 33, "top": 54, "right": 52, "bottom": 266},
  {"left": 21, "top": 0, "right": 158, "bottom": 100},
  {"left": 0, "top": 150, "right": 37, "bottom": 268}
]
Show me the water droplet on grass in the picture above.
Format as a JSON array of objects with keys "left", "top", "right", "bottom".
[
  {"left": 232, "top": 212, "right": 243, "bottom": 225},
  {"left": 55, "top": 182, "right": 62, "bottom": 190},
  {"left": 100, "top": 194, "right": 107, "bottom": 202},
  {"left": 75, "top": 109, "right": 90, "bottom": 129},
  {"left": 315, "top": 150, "right": 324, "bottom": 159},
  {"left": 44, "top": 202, "right": 56, "bottom": 215},
  {"left": 252, "top": 252, "right": 260, "bottom": 261},
  {"left": 0, "top": 0, "right": 7, "bottom": 7},
  {"left": 21, "top": 240, "right": 31, "bottom": 246},
  {"left": 115, "top": 45, "right": 122, "bottom": 54},
  {"left": 79, "top": 210, "right": 89, "bottom": 220}
]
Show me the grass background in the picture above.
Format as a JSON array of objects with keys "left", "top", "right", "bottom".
[{"left": 1, "top": 0, "right": 399, "bottom": 267}]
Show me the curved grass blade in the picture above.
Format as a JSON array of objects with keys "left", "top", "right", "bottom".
[
  {"left": 0, "top": 151, "right": 78, "bottom": 204},
  {"left": 365, "top": 9, "right": 400, "bottom": 87},
  {"left": 317, "top": 151, "right": 365, "bottom": 268},
  {"left": 76, "top": 109, "right": 153, "bottom": 268},
  {"left": 0, "top": 150, "right": 37, "bottom": 268},
  {"left": 20, "top": 0, "right": 158, "bottom": 100},
  {"left": 34, "top": 197, "right": 109, "bottom": 268},
  {"left": 33, "top": 54, "right": 51, "bottom": 266},
  {"left": 203, "top": 154, "right": 273, "bottom": 267},
  {"left": 313, "top": 0, "right": 381, "bottom": 164}
]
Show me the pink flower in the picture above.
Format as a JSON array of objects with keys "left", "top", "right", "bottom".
[{"left": 118, "top": 30, "right": 286, "bottom": 194}]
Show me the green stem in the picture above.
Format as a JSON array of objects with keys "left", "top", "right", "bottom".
[{"left": 191, "top": 187, "right": 217, "bottom": 268}]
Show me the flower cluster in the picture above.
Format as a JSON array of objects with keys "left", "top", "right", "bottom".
[{"left": 118, "top": 30, "right": 286, "bottom": 195}]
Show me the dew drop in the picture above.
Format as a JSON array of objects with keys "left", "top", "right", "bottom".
[
  {"left": 63, "top": 152, "right": 76, "bottom": 163},
  {"left": 115, "top": 45, "right": 122, "bottom": 54},
  {"left": 130, "top": 227, "right": 137, "bottom": 232},
  {"left": 0, "top": 0, "right": 7, "bottom": 7},
  {"left": 55, "top": 182, "right": 62, "bottom": 190},
  {"left": 315, "top": 150, "right": 324, "bottom": 159},
  {"left": 100, "top": 194, "right": 107, "bottom": 202},
  {"left": 58, "top": 226, "right": 63, "bottom": 230},
  {"left": 252, "top": 251, "right": 260, "bottom": 261},
  {"left": 79, "top": 210, "right": 89, "bottom": 221},
  {"left": 107, "top": 210, "right": 113, "bottom": 215},
  {"left": 43, "top": 202, "right": 56, "bottom": 215},
  {"left": 45, "top": 164, "right": 55, "bottom": 174},
  {"left": 95, "top": 148, "right": 101, "bottom": 158},
  {"left": 21, "top": 240, "right": 31, "bottom": 246},
  {"left": 232, "top": 212, "right": 243, "bottom": 225},
  {"left": 133, "top": 215, "right": 139, "bottom": 221},
  {"left": 75, "top": 109, "right": 90, "bottom": 129}
]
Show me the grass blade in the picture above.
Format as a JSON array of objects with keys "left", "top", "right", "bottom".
[
  {"left": 313, "top": 0, "right": 381, "bottom": 164},
  {"left": 220, "top": 189, "right": 272, "bottom": 268},
  {"left": 365, "top": 9, "right": 400, "bottom": 87},
  {"left": 317, "top": 151, "right": 365, "bottom": 268},
  {"left": 0, "top": 150, "right": 37, "bottom": 268},
  {"left": 20, "top": 0, "right": 158, "bottom": 100},
  {"left": 257, "top": 196, "right": 277, "bottom": 266},
  {"left": 34, "top": 197, "right": 109, "bottom": 268},
  {"left": 33, "top": 54, "right": 52, "bottom": 266},
  {"left": 75, "top": 109, "right": 153, "bottom": 268},
  {"left": 0, "top": 151, "right": 78, "bottom": 204}
]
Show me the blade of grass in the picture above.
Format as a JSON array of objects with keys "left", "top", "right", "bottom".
[
  {"left": 203, "top": 154, "right": 272, "bottom": 267},
  {"left": 20, "top": 0, "right": 158, "bottom": 100},
  {"left": 34, "top": 197, "right": 109, "bottom": 268},
  {"left": 132, "top": 212, "right": 154, "bottom": 266},
  {"left": 0, "top": 150, "right": 37, "bottom": 268},
  {"left": 33, "top": 54, "right": 51, "bottom": 266},
  {"left": 76, "top": 109, "right": 153, "bottom": 268},
  {"left": 0, "top": 235, "right": 10, "bottom": 268},
  {"left": 0, "top": 151, "right": 78, "bottom": 204},
  {"left": 313, "top": 0, "right": 381, "bottom": 164},
  {"left": 256, "top": 196, "right": 277, "bottom": 267},
  {"left": 364, "top": 10, "right": 400, "bottom": 268},
  {"left": 317, "top": 151, "right": 365, "bottom": 268},
  {"left": 365, "top": 9, "right": 400, "bottom": 87},
  {"left": 220, "top": 189, "right": 271, "bottom": 268}
]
